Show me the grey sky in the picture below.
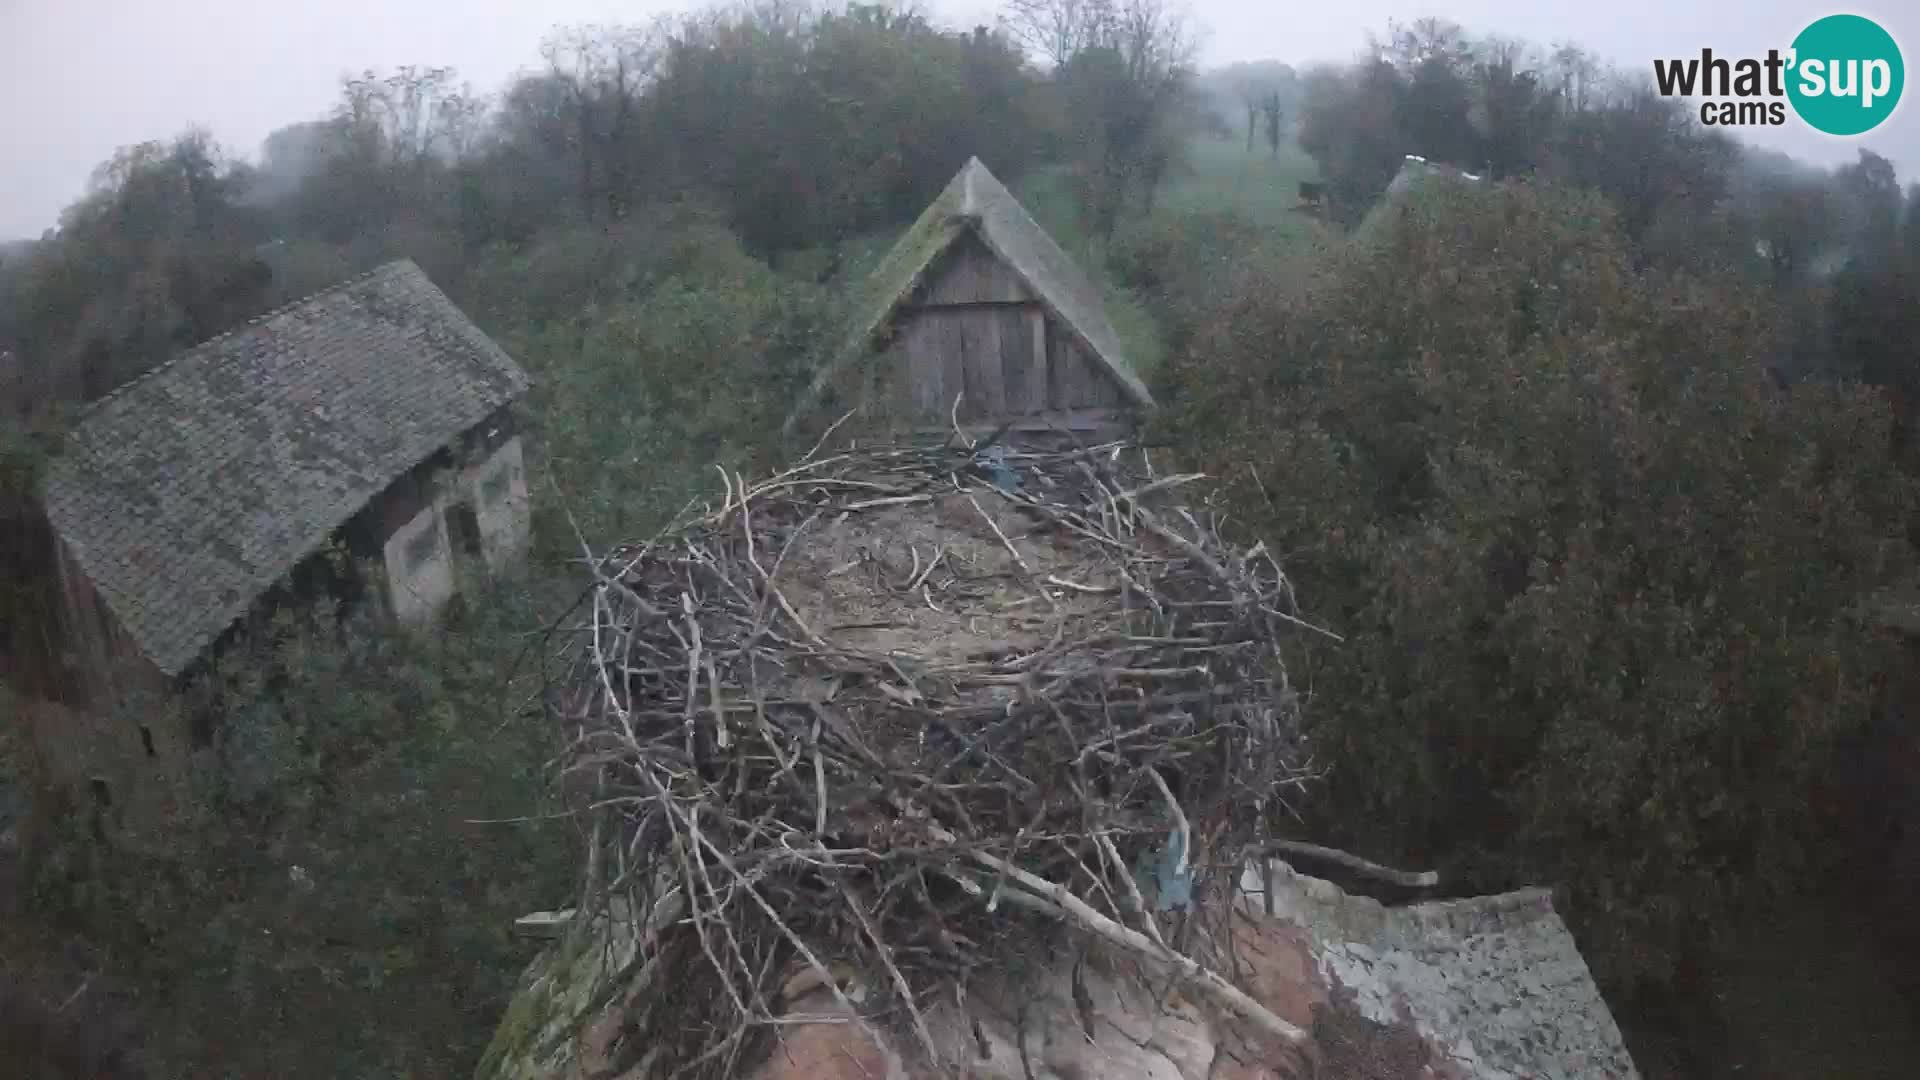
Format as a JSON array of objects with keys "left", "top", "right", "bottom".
[{"left": 2, "top": 1, "right": 1916, "bottom": 239}]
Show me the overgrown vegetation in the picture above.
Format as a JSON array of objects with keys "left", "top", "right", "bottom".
[
  {"left": 7, "top": 1, "right": 1920, "bottom": 1076},
  {"left": 1168, "top": 180, "right": 1917, "bottom": 995},
  {"left": 25, "top": 586, "right": 578, "bottom": 1077}
]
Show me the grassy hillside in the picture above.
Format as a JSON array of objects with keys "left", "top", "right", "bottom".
[
  {"left": 1006, "top": 134, "right": 1331, "bottom": 384},
  {"left": 1162, "top": 134, "right": 1322, "bottom": 232}
]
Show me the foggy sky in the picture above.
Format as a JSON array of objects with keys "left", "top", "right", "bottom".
[{"left": 2, "top": 0, "right": 1916, "bottom": 240}]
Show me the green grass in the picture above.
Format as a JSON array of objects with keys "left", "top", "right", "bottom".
[
  {"left": 1009, "top": 135, "right": 1334, "bottom": 383},
  {"left": 1161, "top": 134, "right": 1322, "bottom": 229},
  {"left": 1010, "top": 167, "right": 1168, "bottom": 380}
]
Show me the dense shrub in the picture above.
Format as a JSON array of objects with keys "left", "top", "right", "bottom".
[
  {"left": 1107, "top": 206, "right": 1317, "bottom": 358},
  {"left": 26, "top": 582, "right": 577, "bottom": 1078},
  {"left": 1167, "top": 180, "right": 1915, "bottom": 990},
  {"left": 502, "top": 216, "right": 832, "bottom": 557}
]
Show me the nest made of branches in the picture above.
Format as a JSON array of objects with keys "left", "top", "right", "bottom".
[{"left": 551, "top": 431, "right": 1332, "bottom": 1078}]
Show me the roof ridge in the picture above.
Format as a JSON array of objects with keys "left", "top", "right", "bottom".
[
  {"left": 42, "top": 257, "right": 527, "bottom": 677},
  {"left": 73, "top": 259, "right": 418, "bottom": 419}
]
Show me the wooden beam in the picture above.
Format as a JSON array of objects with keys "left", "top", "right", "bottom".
[
  {"left": 897, "top": 300, "right": 1045, "bottom": 313},
  {"left": 1028, "top": 307, "right": 1049, "bottom": 412}
]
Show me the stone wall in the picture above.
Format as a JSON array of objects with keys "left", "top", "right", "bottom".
[
  {"left": 382, "top": 502, "right": 456, "bottom": 626},
  {"left": 460, "top": 436, "right": 531, "bottom": 574}
]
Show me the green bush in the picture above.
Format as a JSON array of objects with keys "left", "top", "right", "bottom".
[
  {"left": 28, "top": 581, "right": 578, "bottom": 1078},
  {"left": 506, "top": 217, "right": 831, "bottom": 558},
  {"left": 1168, "top": 180, "right": 1915, "bottom": 991},
  {"left": 1108, "top": 207, "right": 1319, "bottom": 359}
]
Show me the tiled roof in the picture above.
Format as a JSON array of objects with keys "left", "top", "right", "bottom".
[
  {"left": 1248, "top": 860, "right": 1641, "bottom": 1079},
  {"left": 42, "top": 260, "right": 530, "bottom": 676}
]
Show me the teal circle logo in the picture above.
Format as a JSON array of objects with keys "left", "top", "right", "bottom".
[{"left": 1787, "top": 14, "right": 1904, "bottom": 136}]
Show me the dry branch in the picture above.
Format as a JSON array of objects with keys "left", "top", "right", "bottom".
[
  {"left": 548, "top": 437, "right": 1321, "bottom": 1077},
  {"left": 1265, "top": 841, "right": 1440, "bottom": 889}
]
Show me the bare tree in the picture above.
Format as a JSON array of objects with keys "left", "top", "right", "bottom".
[
  {"left": 1237, "top": 79, "right": 1260, "bottom": 152},
  {"left": 540, "top": 23, "right": 668, "bottom": 220},
  {"left": 1003, "top": 0, "right": 1199, "bottom": 237},
  {"left": 1376, "top": 16, "right": 1471, "bottom": 71},
  {"left": 1260, "top": 90, "right": 1283, "bottom": 159},
  {"left": 334, "top": 67, "right": 480, "bottom": 166},
  {"left": 1002, "top": 0, "right": 1112, "bottom": 67},
  {"left": 1547, "top": 42, "right": 1601, "bottom": 114}
]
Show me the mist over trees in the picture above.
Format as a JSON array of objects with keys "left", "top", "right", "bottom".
[{"left": 8, "top": 1, "right": 1920, "bottom": 1076}]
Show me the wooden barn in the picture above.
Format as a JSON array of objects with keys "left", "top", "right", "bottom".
[
  {"left": 793, "top": 157, "right": 1153, "bottom": 442},
  {"left": 15, "top": 260, "right": 532, "bottom": 844}
]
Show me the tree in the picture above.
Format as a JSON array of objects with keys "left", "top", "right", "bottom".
[
  {"left": 1547, "top": 42, "right": 1602, "bottom": 114},
  {"left": 1298, "top": 59, "right": 1406, "bottom": 222},
  {"left": 6, "top": 132, "right": 270, "bottom": 404},
  {"left": 1238, "top": 81, "right": 1260, "bottom": 153},
  {"left": 1205, "top": 59, "right": 1296, "bottom": 156},
  {"left": 1004, "top": 0, "right": 1199, "bottom": 238},
  {"left": 1748, "top": 171, "right": 1835, "bottom": 288},
  {"left": 1260, "top": 89, "right": 1283, "bottom": 159},
  {"left": 1168, "top": 179, "right": 1915, "bottom": 993},
  {"left": 1835, "top": 148, "right": 1903, "bottom": 255},
  {"left": 539, "top": 24, "right": 667, "bottom": 222},
  {"left": 1544, "top": 86, "right": 1736, "bottom": 249},
  {"left": 1471, "top": 38, "right": 1557, "bottom": 178}
]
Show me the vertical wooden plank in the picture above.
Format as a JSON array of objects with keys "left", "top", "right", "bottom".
[
  {"left": 1028, "top": 308, "right": 1050, "bottom": 413},
  {"left": 1047, "top": 326, "right": 1125, "bottom": 411},
  {"left": 899, "top": 315, "right": 939, "bottom": 418},
  {"left": 953, "top": 248, "right": 980, "bottom": 303},
  {"left": 1085, "top": 353, "right": 1123, "bottom": 408},
  {"left": 968, "top": 308, "right": 1006, "bottom": 419},
  {"left": 998, "top": 308, "right": 1034, "bottom": 414},
  {"left": 1047, "top": 322, "right": 1076, "bottom": 408},
  {"left": 943, "top": 312, "right": 972, "bottom": 421},
  {"left": 923, "top": 235, "right": 1035, "bottom": 305}
]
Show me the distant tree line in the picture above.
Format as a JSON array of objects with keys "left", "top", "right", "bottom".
[
  {"left": 1294, "top": 17, "right": 1920, "bottom": 449},
  {"left": 0, "top": 8, "right": 1208, "bottom": 1076},
  {"left": 0, "top": 0, "right": 1209, "bottom": 427},
  {"left": 1158, "top": 17, "right": 1920, "bottom": 1064}
]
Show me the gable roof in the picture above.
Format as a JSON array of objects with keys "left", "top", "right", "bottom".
[
  {"left": 794, "top": 157, "right": 1152, "bottom": 431},
  {"left": 42, "top": 259, "right": 530, "bottom": 677},
  {"left": 1386, "top": 153, "right": 1484, "bottom": 199}
]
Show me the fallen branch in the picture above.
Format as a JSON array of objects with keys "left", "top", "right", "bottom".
[{"left": 1265, "top": 841, "right": 1440, "bottom": 889}]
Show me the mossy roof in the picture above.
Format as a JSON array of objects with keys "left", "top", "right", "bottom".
[
  {"left": 796, "top": 158, "right": 1152, "bottom": 430},
  {"left": 42, "top": 260, "right": 530, "bottom": 676}
]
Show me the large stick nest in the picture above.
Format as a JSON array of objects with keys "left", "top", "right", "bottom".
[{"left": 552, "top": 434, "right": 1326, "bottom": 1077}]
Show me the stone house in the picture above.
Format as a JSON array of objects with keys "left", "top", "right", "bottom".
[
  {"left": 16, "top": 259, "right": 532, "bottom": 838},
  {"left": 791, "top": 157, "right": 1154, "bottom": 444}
]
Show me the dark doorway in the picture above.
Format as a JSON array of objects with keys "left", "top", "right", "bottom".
[
  {"left": 444, "top": 503, "right": 485, "bottom": 626},
  {"left": 446, "top": 503, "right": 482, "bottom": 558}
]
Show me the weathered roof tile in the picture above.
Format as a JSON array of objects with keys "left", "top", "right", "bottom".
[{"left": 42, "top": 259, "right": 530, "bottom": 676}]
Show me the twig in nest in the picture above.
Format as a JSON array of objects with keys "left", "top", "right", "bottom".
[
  {"left": 1097, "top": 831, "right": 1168, "bottom": 951},
  {"left": 804, "top": 409, "right": 859, "bottom": 463},
  {"left": 966, "top": 851, "right": 1308, "bottom": 1047},
  {"left": 949, "top": 392, "right": 975, "bottom": 451},
  {"left": 548, "top": 436, "right": 1322, "bottom": 1076},
  {"left": 1146, "top": 767, "right": 1191, "bottom": 879},
  {"left": 840, "top": 882, "right": 940, "bottom": 1065}
]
